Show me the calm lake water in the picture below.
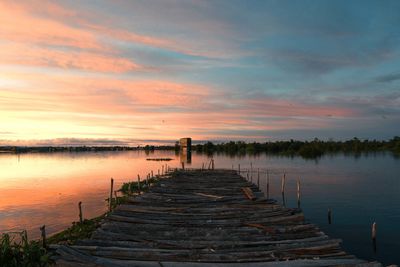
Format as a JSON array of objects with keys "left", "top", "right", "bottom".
[{"left": 0, "top": 151, "right": 399, "bottom": 265}]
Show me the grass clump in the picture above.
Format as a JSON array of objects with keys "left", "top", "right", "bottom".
[
  {"left": 120, "top": 177, "right": 159, "bottom": 195},
  {"left": 0, "top": 231, "right": 50, "bottom": 267},
  {"left": 47, "top": 215, "right": 105, "bottom": 245}
]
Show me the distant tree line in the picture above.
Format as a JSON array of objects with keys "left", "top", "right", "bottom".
[
  {"left": 1, "top": 137, "right": 399, "bottom": 158},
  {"left": 193, "top": 137, "right": 400, "bottom": 158}
]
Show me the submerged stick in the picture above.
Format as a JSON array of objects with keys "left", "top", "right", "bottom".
[
  {"left": 109, "top": 178, "right": 114, "bottom": 212},
  {"left": 78, "top": 201, "right": 83, "bottom": 223}
]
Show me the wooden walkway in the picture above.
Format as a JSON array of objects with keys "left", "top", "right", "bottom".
[{"left": 54, "top": 169, "right": 381, "bottom": 267}]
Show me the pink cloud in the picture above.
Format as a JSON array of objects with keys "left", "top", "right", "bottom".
[{"left": 0, "top": 43, "right": 140, "bottom": 73}]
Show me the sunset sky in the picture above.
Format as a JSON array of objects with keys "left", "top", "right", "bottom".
[{"left": 1, "top": 0, "right": 399, "bottom": 145}]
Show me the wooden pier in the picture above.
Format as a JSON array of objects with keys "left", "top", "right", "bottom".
[{"left": 54, "top": 169, "right": 381, "bottom": 266}]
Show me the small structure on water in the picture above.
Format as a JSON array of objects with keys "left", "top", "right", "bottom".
[{"left": 179, "top": 137, "right": 192, "bottom": 163}]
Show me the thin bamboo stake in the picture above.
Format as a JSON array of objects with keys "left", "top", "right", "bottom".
[
  {"left": 78, "top": 201, "right": 83, "bottom": 223},
  {"left": 328, "top": 208, "right": 332, "bottom": 224},
  {"left": 109, "top": 178, "right": 114, "bottom": 212},
  {"left": 281, "top": 173, "right": 286, "bottom": 195},
  {"left": 372, "top": 222, "right": 377, "bottom": 253},
  {"left": 137, "top": 175, "right": 141, "bottom": 195},
  {"left": 297, "top": 179, "right": 301, "bottom": 209},
  {"left": 266, "top": 170, "right": 270, "bottom": 199},
  {"left": 40, "top": 225, "right": 46, "bottom": 248}
]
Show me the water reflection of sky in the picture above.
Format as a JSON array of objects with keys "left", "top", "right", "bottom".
[{"left": 0, "top": 151, "right": 398, "bottom": 265}]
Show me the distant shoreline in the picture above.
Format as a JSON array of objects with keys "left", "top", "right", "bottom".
[{"left": 0, "top": 137, "right": 399, "bottom": 159}]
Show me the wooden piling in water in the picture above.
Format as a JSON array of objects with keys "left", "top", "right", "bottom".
[
  {"left": 181, "top": 162, "right": 185, "bottom": 170},
  {"left": 211, "top": 159, "right": 215, "bottom": 170},
  {"left": 297, "top": 179, "right": 301, "bottom": 209},
  {"left": 372, "top": 222, "right": 377, "bottom": 253},
  {"left": 257, "top": 168, "right": 260, "bottom": 188},
  {"left": 40, "top": 225, "right": 46, "bottom": 248},
  {"left": 281, "top": 173, "right": 286, "bottom": 195},
  {"left": 162, "top": 165, "right": 164, "bottom": 175},
  {"left": 137, "top": 175, "right": 141, "bottom": 195},
  {"left": 328, "top": 208, "right": 332, "bottom": 224},
  {"left": 78, "top": 201, "right": 83, "bottom": 223},
  {"left": 151, "top": 170, "right": 154, "bottom": 177},
  {"left": 109, "top": 178, "right": 114, "bottom": 212},
  {"left": 238, "top": 164, "right": 240, "bottom": 173},
  {"left": 266, "top": 169, "right": 270, "bottom": 199}
]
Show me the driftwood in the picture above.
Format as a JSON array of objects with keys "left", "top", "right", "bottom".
[{"left": 54, "top": 169, "right": 381, "bottom": 267}]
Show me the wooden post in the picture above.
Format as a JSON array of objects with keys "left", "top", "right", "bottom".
[
  {"left": 151, "top": 170, "right": 154, "bottom": 178},
  {"left": 202, "top": 162, "right": 204, "bottom": 170},
  {"left": 78, "top": 201, "right": 83, "bottom": 223},
  {"left": 246, "top": 171, "right": 249, "bottom": 181},
  {"left": 137, "top": 175, "right": 141, "bottom": 195},
  {"left": 281, "top": 173, "right": 286, "bottom": 195},
  {"left": 372, "top": 222, "right": 377, "bottom": 253},
  {"left": 238, "top": 164, "right": 240, "bottom": 174},
  {"left": 165, "top": 164, "right": 167, "bottom": 173},
  {"left": 328, "top": 208, "right": 332, "bottom": 224},
  {"left": 40, "top": 225, "right": 46, "bottom": 248},
  {"left": 250, "top": 162, "right": 253, "bottom": 174},
  {"left": 257, "top": 168, "right": 260, "bottom": 188},
  {"left": 297, "top": 179, "right": 301, "bottom": 209},
  {"left": 266, "top": 170, "right": 270, "bottom": 199},
  {"left": 109, "top": 178, "right": 114, "bottom": 212},
  {"left": 162, "top": 165, "right": 164, "bottom": 175},
  {"left": 211, "top": 159, "right": 215, "bottom": 170},
  {"left": 281, "top": 173, "right": 286, "bottom": 207},
  {"left": 181, "top": 162, "right": 185, "bottom": 170},
  {"left": 146, "top": 174, "right": 149, "bottom": 186},
  {"left": 158, "top": 169, "right": 160, "bottom": 176}
]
